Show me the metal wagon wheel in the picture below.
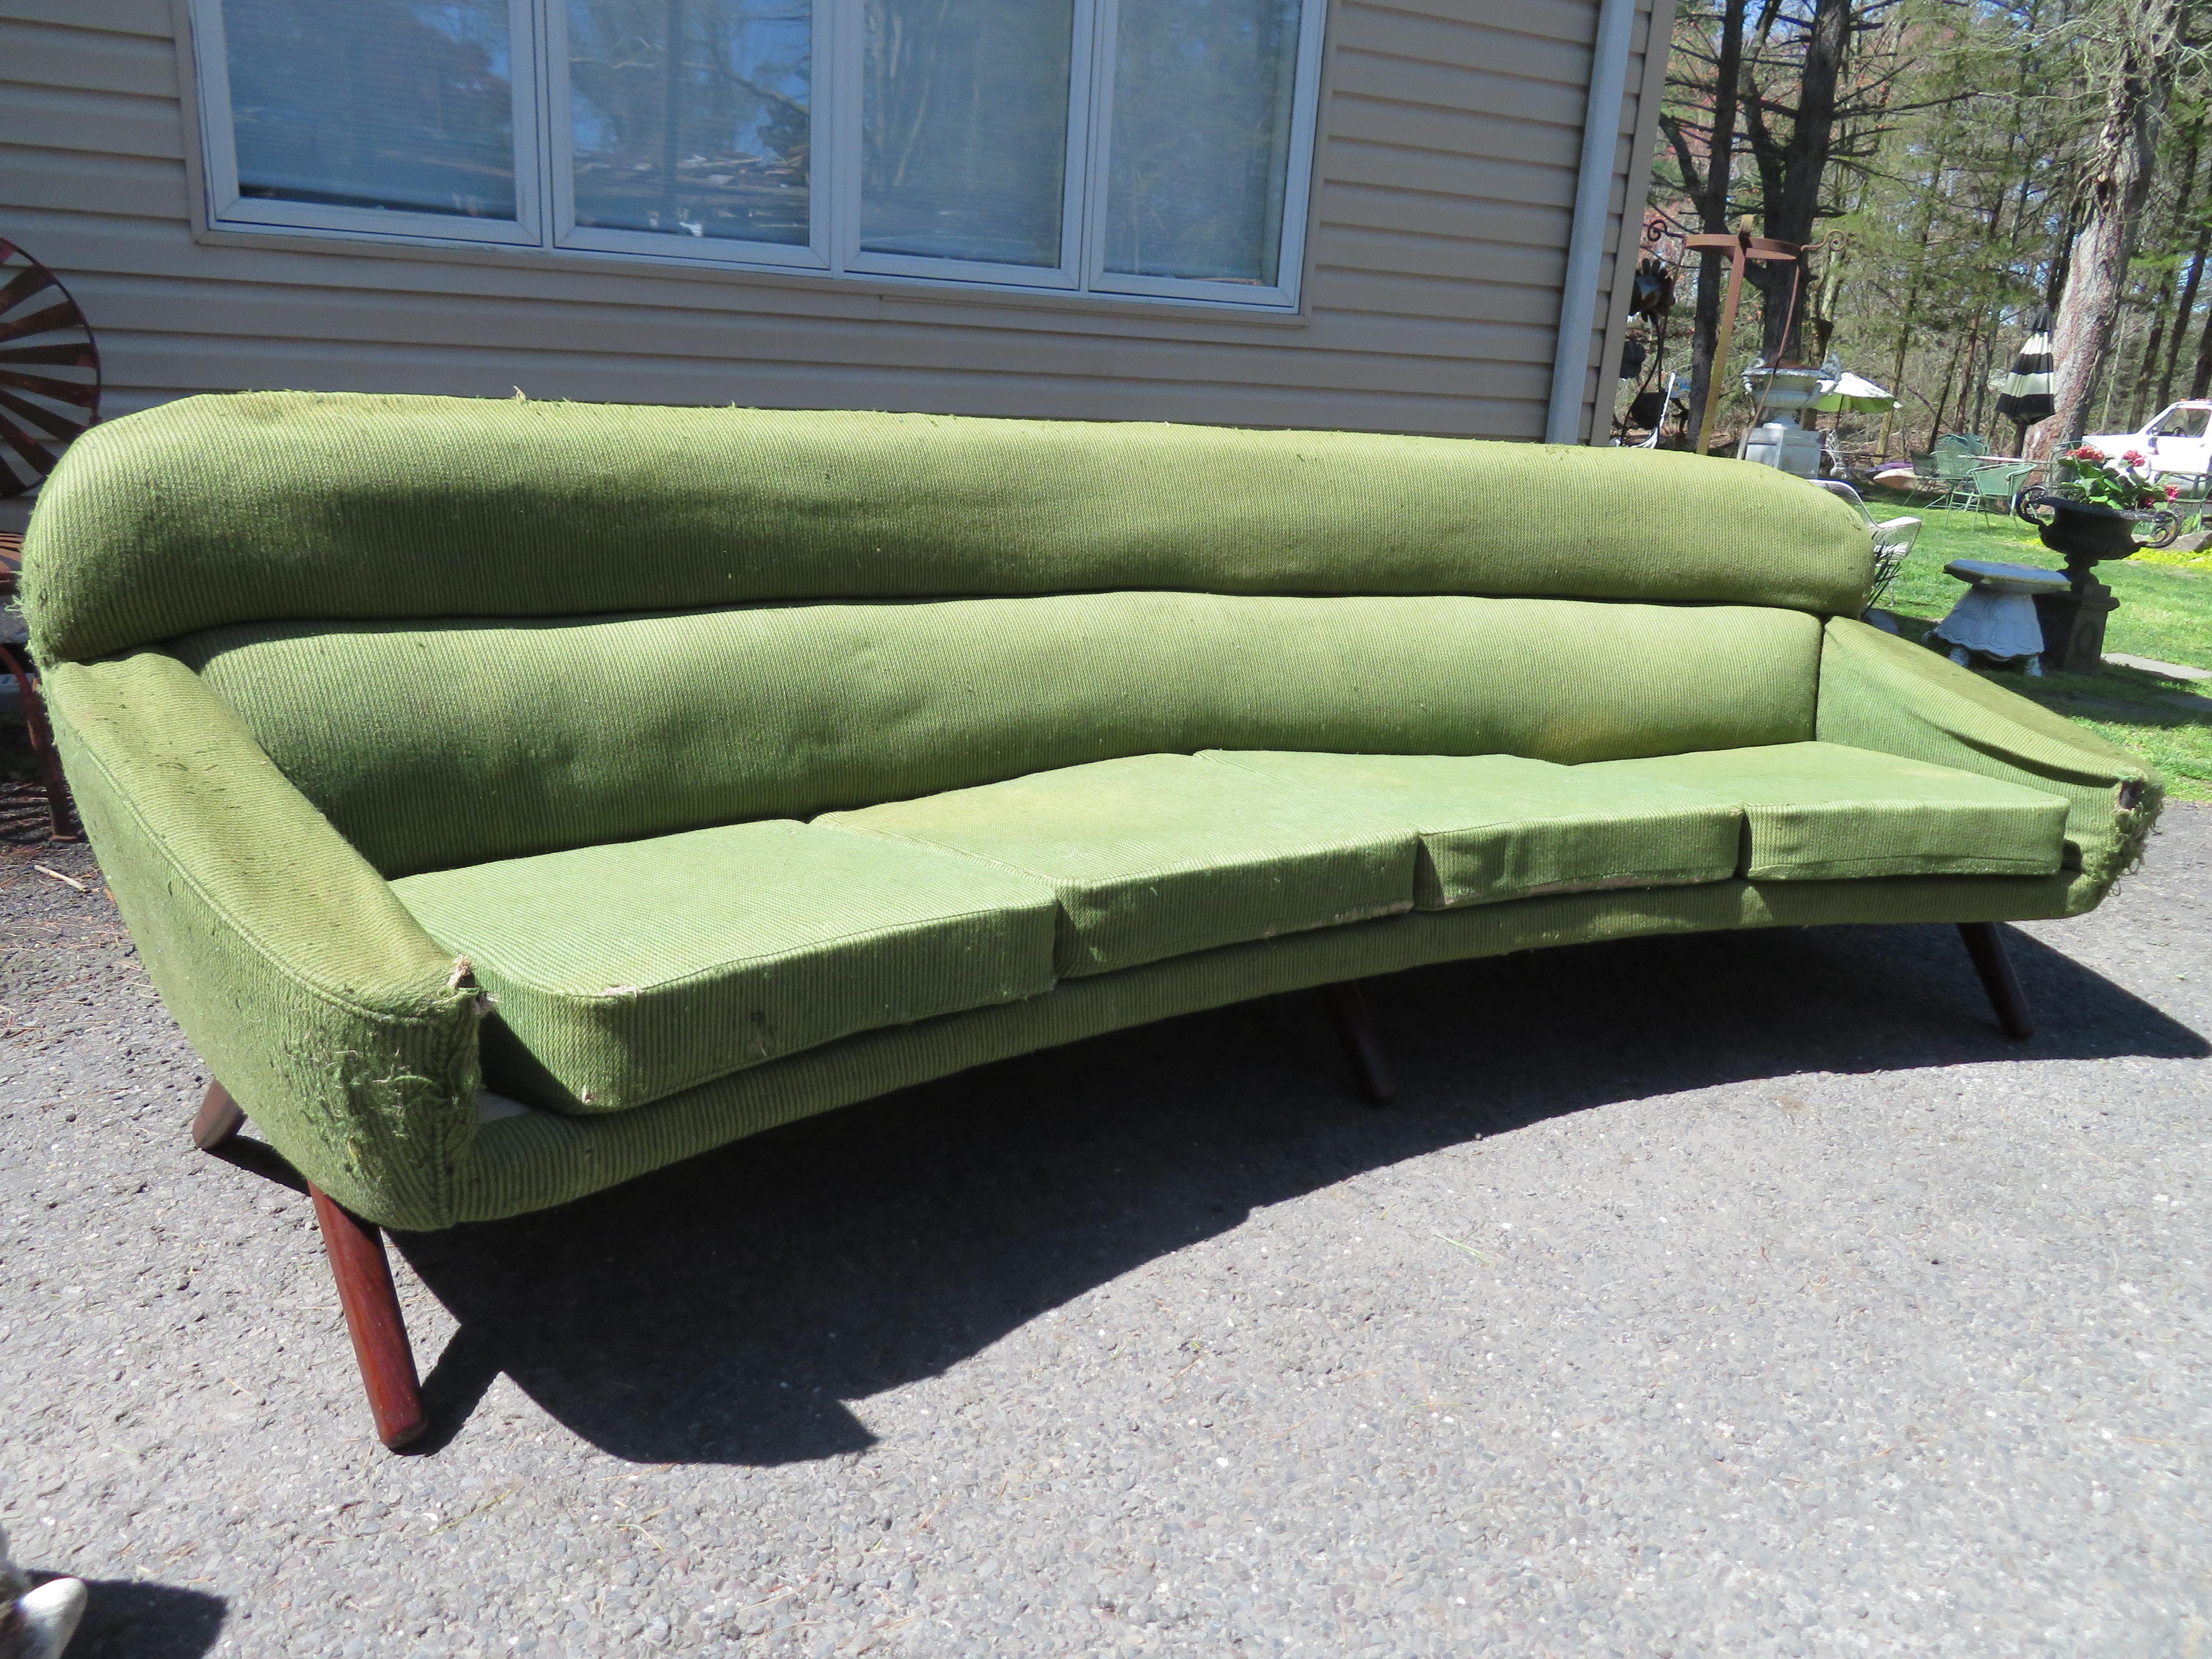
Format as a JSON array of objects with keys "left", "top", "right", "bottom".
[{"left": 0, "top": 237, "right": 101, "bottom": 498}]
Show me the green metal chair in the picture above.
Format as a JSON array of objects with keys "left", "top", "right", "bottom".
[
  {"left": 1933, "top": 446, "right": 1987, "bottom": 510},
  {"left": 1968, "top": 461, "right": 2037, "bottom": 523}
]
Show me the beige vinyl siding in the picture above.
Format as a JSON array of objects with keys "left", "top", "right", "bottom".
[{"left": 0, "top": 0, "right": 1667, "bottom": 442}]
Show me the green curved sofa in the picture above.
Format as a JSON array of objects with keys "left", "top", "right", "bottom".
[{"left": 22, "top": 392, "right": 2162, "bottom": 1447}]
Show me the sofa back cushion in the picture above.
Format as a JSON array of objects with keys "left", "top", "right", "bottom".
[
  {"left": 26, "top": 394, "right": 1874, "bottom": 664},
  {"left": 178, "top": 592, "right": 1822, "bottom": 878}
]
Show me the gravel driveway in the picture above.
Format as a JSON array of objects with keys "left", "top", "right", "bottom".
[{"left": 3, "top": 794, "right": 2206, "bottom": 1658}]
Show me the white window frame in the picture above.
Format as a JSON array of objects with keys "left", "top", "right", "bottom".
[
  {"left": 190, "top": 0, "right": 546, "bottom": 249},
  {"left": 545, "top": 0, "right": 834, "bottom": 271},
  {"left": 1081, "top": 0, "right": 1326, "bottom": 307},
  {"left": 188, "top": 0, "right": 1324, "bottom": 311},
  {"left": 832, "top": 0, "right": 1097, "bottom": 292}
]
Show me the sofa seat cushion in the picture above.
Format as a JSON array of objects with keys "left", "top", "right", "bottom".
[
  {"left": 819, "top": 754, "right": 1420, "bottom": 976},
  {"left": 1195, "top": 751, "right": 1743, "bottom": 907},
  {"left": 389, "top": 820, "right": 1061, "bottom": 1114},
  {"left": 1580, "top": 741, "right": 2070, "bottom": 880}
]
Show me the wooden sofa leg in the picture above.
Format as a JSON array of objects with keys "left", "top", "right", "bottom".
[
  {"left": 1957, "top": 921, "right": 2035, "bottom": 1041},
  {"left": 309, "top": 1184, "right": 428, "bottom": 1450},
  {"left": 1321, "top": 980, "right": 1397, "bottom": 1105},
  {"left": 190, "top": 1080, "right": 245, "bottom": 1151}
]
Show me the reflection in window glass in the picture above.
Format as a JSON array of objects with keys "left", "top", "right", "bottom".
[
  {"left": 225, "top": 0, "right": 518, "bottom": 219},
  {"left": 861, "top": 0, "right": 1073, "bottom": 267},
  {"left": 1103, "top": 0, "right": 1301, "bottom": 284},
  {"left": 2152, "top": 406, "right": 2211, "bottom": 439},
  {"left": 568, "top": 0, "right": 812, "bottom": 245}
]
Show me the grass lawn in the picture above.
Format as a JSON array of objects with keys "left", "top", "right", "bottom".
[{"left": 1855, "top": 501, "right": 2212, "bottom": 801}]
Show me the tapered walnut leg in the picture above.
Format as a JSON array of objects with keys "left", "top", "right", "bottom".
[
  {"left": 309, "top": 1184, "right": 428, "bottom": 1450},
  {"left": 1957, "top": 921, "right": 2035, "bottom": 1041},
  {"left": 1321, "top": 980, "right": 1396, "bottom": 1105},
  {"left": 191, "top": 1080, "right": 246, "bottom": 1151}
]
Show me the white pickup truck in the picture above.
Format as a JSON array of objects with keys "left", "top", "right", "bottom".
[{"left": 2081, "top": 399, "right": 2212, "bottom": 477}]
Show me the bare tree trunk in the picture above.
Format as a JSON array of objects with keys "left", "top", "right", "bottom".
[
  {"left": 1742, "top": 0, "right": 1851, "bottom": 359},
  {"left": 2133, "top": 120, "right": 2202, "bottom": 421},
  {"left": 2031, "top": 0, "right": 2184, "bottom": 458},
  {"left": 2159, "top": 218, "right": 2210, "bottom": 406},
  {"left": 1683, "top": 0, "right": 1751, "bottom": 447},
  {"left": 1877, "top": 152, "right": 1948, "bottom": 460},
  {"left": 1968, "top": 320, "right": 1994, "bottom": 438},
  {"left": 1928, "top": 329, "right": 1967, "bottom": 449},
  {"left": 2134, "top": 274, "right": 2178, "bottom": 427},
  {"left": 1954, "top": 312, "right": 1987, "bottom": 438},
  {"left": 2046, "top": 194, "right": 2086, "bottom": 311},
  {"left": 2096, "top": 309, "right": 2136, "bottom": 431},
  {"left": 1877, "top": 307, "right": 1913, "bottom": 459},
  {"left": 1805, "top": 235, "right": 1848, "bottom": 361}
]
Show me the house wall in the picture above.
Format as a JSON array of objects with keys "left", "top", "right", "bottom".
[{"left": 0, "top": 0, "right": 1669, "bottom": 448}]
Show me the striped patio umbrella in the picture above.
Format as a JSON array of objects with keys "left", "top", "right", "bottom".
[{"left": 1994, "top": 306, "right": 2055, "bottom": 440}]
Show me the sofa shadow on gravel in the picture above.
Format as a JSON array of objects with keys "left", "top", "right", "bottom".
[
  {"left": 42, "top": 1576, "right": 227, "bottom": 1659},
  {"left": 393, "top": 919, "right": 2207, "bottom": 1464}
]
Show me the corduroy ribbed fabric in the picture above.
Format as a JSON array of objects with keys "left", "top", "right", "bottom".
[
  {"left": 32, "top": 646, "right": 2147, "bottom": 1233},
  {"left": 15, "top": 400, "right": 2165, "bottom": 1235},
  {"left": 440, "top": 865, "right": 2093, "bottom": 1227},
  {"left": 176, "top": 594, "right": 1822, "bottom": 877},
  {"left": 821, "top": 754, "right": 1423, "bottom": 976},
  {"left": 1195, "top": 750, "right": 1745, "bottom": 905},
  {"left": 1814, "top": 617, "right": 2163, "bottom": 885},
  {"left": 38, "top": 652, "right": 483, "bottom": 1226},
  {"left": 20, "top": 393, "right": 1876, "bottom": 663},
  {"left": 1581, "top": 741, "right": 2071, "bottom": 879},
  {"left": 390, "top": 821, "right": 1063, "bottom": 1114}
]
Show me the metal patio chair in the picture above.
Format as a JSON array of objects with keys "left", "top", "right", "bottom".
[
  {"left": 1869, "top": 515, "right": 1924, "bottom": 606},
  {"left": 1932, "top": 446, "right": 1986, "bottom": 510},
  {"left": 1968, "top": 461, "right": 2037, "bottom": 523},
  {"left": 1811, "top": 480, "right": 1923, "bottom": 615}
]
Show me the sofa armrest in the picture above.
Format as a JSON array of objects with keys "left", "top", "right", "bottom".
[
  {"left": 41, "top": 651, "right": 482, "bottom": 1229},
  {"left": 1815, "top": 616, "right": 2163, "bottom": 908}
]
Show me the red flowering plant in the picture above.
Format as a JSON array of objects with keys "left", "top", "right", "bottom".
[{"left": 2053, "top": 444, "right": 2173, "bottom": 512}]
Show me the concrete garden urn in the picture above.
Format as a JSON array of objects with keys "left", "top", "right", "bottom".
[
  {"left": 1738, "top": 364, "right": 1836, "bottom": 477},
  {"left": 2014, "top": 489, "right": 2178, "bottom": 672},
  {"left": 1741, "top": 363, "right": 1834, "bottom": 418}
]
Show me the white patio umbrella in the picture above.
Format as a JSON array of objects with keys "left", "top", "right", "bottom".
[{"left": 1812, "top": 371, "right": 1901, "bottom": 413}]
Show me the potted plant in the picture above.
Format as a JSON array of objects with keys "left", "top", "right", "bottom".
[{"left": 2017, "top": 445, "right": 2180, "bottom": 576}]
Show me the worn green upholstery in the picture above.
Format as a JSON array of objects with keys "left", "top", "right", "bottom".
[
  {"left": 1198, "top": 751, "right": 1745, "bottom": 907},
  {"left": 1584, "top": 741, "right": 2072, "bottom": 880},
  {"left": 20, "top": 393, "right": 2163, "bottom": 1230},
  {"left": 451, "top": 867, "right": 2095, "bottom": 1226},
  {"left": 1815, "top": 617, "right": 2163, "bottom": 886},
  {"left": 174, "top": 594, "right": 1819, "bottom": 878},
  {"left": 39, "top": 650, "right": 480, "bottom": 1228},
  {"left": 821, "top": 754, "right": 1420, "bottom": 976},
  {"left": 390, "top": 821, "right": 1062, "bottom": 1114},
  {"left": 26, "top": 392, "right": 1874, "bottom": 663}
]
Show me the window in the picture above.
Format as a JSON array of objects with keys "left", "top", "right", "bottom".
[
  {"left": 189, "top": 0, "right": 1326, "bottom": 309},
  {"left": 2149, "top": 405, "right": 2211, "bottom": 439}
]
